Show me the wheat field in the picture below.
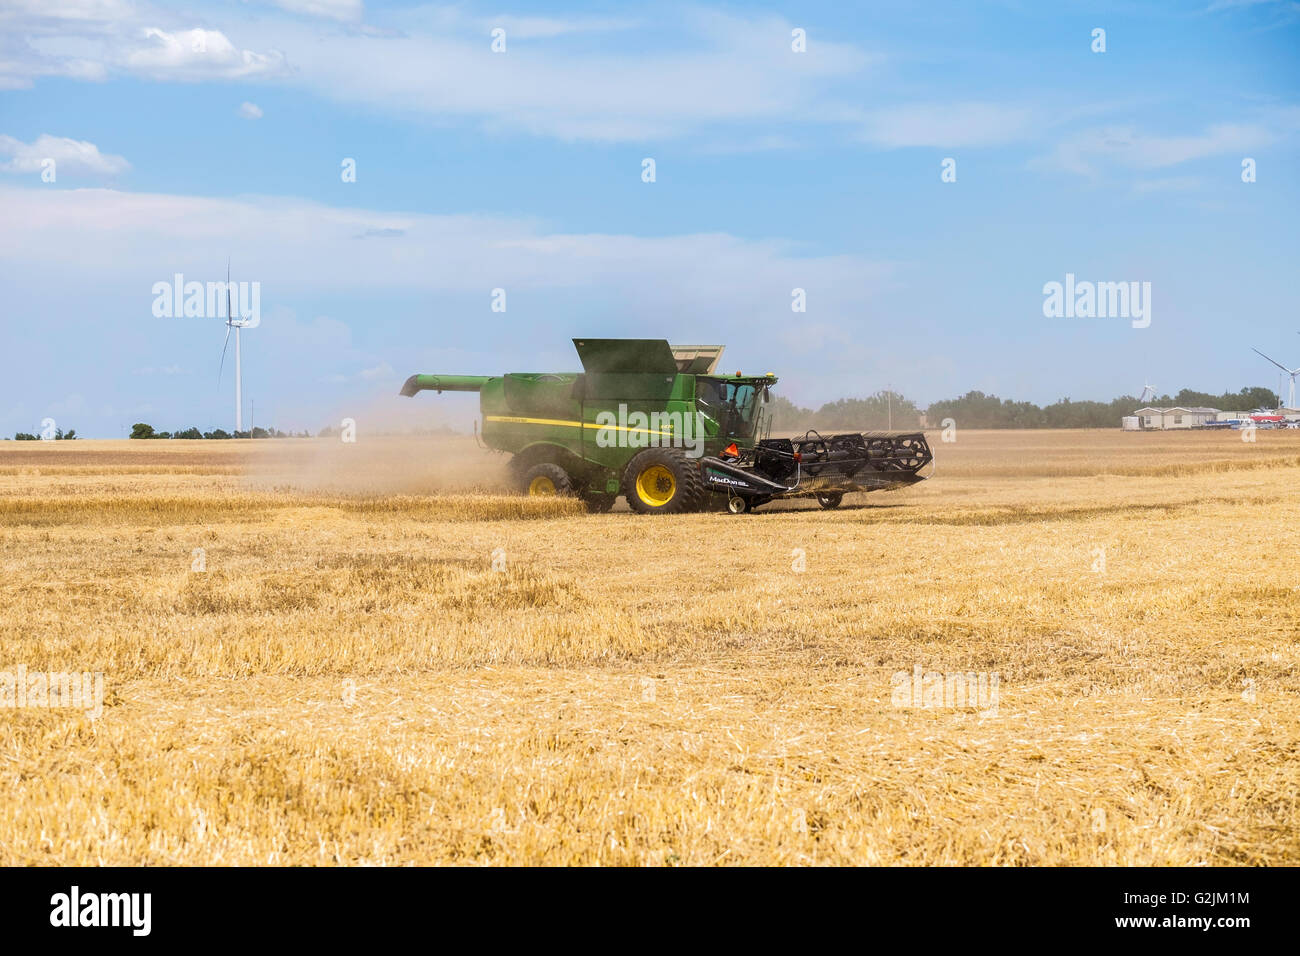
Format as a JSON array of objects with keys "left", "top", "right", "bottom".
[{"left": 1, "top": 430, "right": 1297, "bottom": 865}]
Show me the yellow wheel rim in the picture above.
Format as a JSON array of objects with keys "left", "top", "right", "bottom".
[
  {"left": 528, "top": 475, "right": 556, "bottom": 496},
  {"left": 635, "top": 464, "right": 676, "bottom": 507}
]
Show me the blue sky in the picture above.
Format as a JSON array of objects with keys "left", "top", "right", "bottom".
[{"left": 1, "top": 0, "right": 1298, "bottom": 436}]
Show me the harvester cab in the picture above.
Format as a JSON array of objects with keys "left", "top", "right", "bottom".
[
  {"left": 400, "top": 338, "right": 932, "bottom": 514},
  {"left": 695, "top": 374, "right": 772, "bottom": 443}
]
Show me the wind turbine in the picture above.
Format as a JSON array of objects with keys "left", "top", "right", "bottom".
[
  {"left": 1138, "top": 381, "right": 1156, "bottom": 403},
  {"left": 1252, "top": 347, "right": 1299, "bottom": 411},
  {"left": 218, "top": 262, "right": 256, "bottom": 434}
]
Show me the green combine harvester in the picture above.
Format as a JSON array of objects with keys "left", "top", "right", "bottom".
[{"left": 400, "top": 338, "right": 932, "bottom": 514}]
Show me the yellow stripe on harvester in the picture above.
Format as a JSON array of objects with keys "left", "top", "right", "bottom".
[{"left": 485, "top": 415, "right": 674, "bottom": 436}]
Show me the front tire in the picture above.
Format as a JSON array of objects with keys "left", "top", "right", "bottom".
[
  {"left": 519, "top": 462, "right": 574, "bottom": 497},
  {"left": 816, "top": 492, "right": 844, "bottom": 509},
  {"left": 622, "top": 448, "right": 705, "bottom": 514}
]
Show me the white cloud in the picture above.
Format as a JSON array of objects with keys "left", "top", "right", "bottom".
[
  {"left": 0, "top": 4, "right": 286, "bottom": 88},
  {"left": 125, "top": 27, "right": 287, "bottom": 81},
  {"left": 0, "top": 133, "right": 129, "bottom": 176},
  {"left": 1033, "top": 111, "right": 1300, "bottom": 176},
  {"left": 0, "top": 185, "right": 897, "bottom": 360},
  {"left": 0, "top": 0, "right": 134, "bottom": 23},
  {"left": 483, "top": 15, "right": 640, "bottom": 39},
  {"left": 270, "top": 0, "right": 363, "bottom": 22},
  {"left": 0, "top": 3, "right": 870, "bottom": 142},
  {"left": 858, "top": 102, "right": 1036, "bottom": 148},
  {"left": 0, "top": 10, "right": 112, "bottom": 91},
  {"left": 267, "top": 12, "right": 871, "bottom": 141},
  {"left": 1206, "top": 0, "right": 1300, "bottom": 16},
  {"left": 238, "top": 101, "right": 264, "bottom": 119}
]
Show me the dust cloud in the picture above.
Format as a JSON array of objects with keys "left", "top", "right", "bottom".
[
  {"left": 244, "top": 434, "right": 512, "bottom": 495},
  {"left": 241, "top": 388, "right": 512, "bottom": 495}
]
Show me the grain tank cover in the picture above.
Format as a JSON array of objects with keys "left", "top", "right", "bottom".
[{"left": 573, "top": 338, "right": 679, "bottom": 375}]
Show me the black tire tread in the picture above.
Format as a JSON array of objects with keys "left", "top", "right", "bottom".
[
  {"left": 622, "top": 448, "right": 705, "bottom": 514},
  {"left": 519, "top": 462, "right": 574, "bottom": 497}
]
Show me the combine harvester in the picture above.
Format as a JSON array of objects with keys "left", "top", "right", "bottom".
[{"left": 401, "top": 339, "right": 933, "bottom": 514}]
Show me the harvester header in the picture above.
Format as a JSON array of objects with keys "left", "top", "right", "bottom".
[{"left": 401, "top": 338, "right": 931, "bottom": 514}]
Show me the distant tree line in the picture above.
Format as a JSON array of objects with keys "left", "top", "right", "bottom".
[
  {"left": 126, "top": 423, "right": 459, "bottom": 439},
  {"left": 767, "top": 392, "right": 925, "bottom": 431},
  {"left": 769, "top": 385, "right": 1278, "bottom": 431},
  {"left": 128, "top": 423, "right": 317, "bottom": 440},
  {"left": 11, "top": 428, "right": 76, "bottom": 440}
]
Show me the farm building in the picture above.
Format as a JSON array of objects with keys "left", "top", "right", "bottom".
[{"left": 1131, "top": 407, "right": 1221, "bottom": 429}]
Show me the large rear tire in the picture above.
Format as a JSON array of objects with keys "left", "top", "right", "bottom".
[{"left": 622, "top": 448, "right": 705, "bottom": 514}]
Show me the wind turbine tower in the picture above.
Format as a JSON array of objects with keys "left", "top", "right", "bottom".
[{"left": 219, "top": 263, "right": 257, "bottom": 435}]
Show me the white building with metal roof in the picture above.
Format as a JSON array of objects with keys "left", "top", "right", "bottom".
[{"left": 1131, "top": 407, "right": 1221, "bottom": 429}]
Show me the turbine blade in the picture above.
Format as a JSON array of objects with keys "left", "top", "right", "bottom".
[
  {"left": 1252, "top": 348, "right": 1291, "bottom": 374},
  {"left": 218, "top": 323, "right": 231, "bottom": 385}
]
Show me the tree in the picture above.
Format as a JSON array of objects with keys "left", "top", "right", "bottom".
[
  {"left": 1171, "top": 386, "right": 1275, "bottom": 411},
  {"left": 14, "top": 432, "right": 37, "bottom": 441},
  {"left": 129, "top": 423, "right": 155, "bottom": 439},
  {"left": 925, "top": 391, "right": 1040, "bottom": 429},
  {"left": 765, "top": 394, "right": 814, "bottom": 432},
  {"left": 174, "top": 427, "right": 203, "bottom": 440},
  {"left": 814, "top": 392, "right": 922, "bottom": 430},
  {"left": 204, "top": 429, "right": 232, "bottom": 440},
  {"left": 920, "top": 383, "right": 1279, "bottom": 428}
]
